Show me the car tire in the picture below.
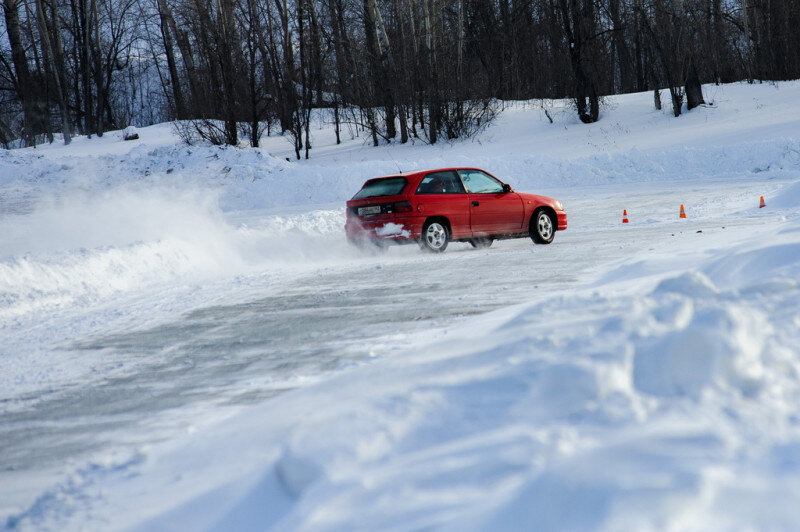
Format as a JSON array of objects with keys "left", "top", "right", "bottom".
[
  {"left": 469, "top": 238, "right": 493, "bottom": 249},
  {"left": 530, "top": 209, "right": 555, "bottom": 244},
  {"left": 421, "top": 219, "right": 449, "bottom": 252}
]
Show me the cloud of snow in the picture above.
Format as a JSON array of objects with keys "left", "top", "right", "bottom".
[{"left": 0, "top": 186, "right": 359, "bottom": 319}]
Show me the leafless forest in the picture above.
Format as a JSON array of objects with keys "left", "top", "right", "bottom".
[{"left": 2, "top": 0, "right": 799, "bottom": 154}]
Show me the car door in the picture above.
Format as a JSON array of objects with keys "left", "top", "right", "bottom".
[
  {"left": 458, "top": 169, "right": 524, "bottom": 236},
  {"left": 414, "top": 170, "right": 471, "bottom": 238}
]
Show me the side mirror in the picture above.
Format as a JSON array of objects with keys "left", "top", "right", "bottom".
[{"left": 502, "top": 183, "right": 512, "bottom": 193}]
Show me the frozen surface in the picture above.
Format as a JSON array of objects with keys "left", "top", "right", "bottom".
[{"left": 2, "top": 81, "right": 800, "bottom": 530}]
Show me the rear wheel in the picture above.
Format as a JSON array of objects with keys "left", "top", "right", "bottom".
[
  {"left": 421, "top": 220, "right": 449, "bottom": 252},
  {"left": 469, "top": 238, "right": 493, "bottom": 249},
  {"left": 530, "top": 210, "right": 555, "bottom": 244}
]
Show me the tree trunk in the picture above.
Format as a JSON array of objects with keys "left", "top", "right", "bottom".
[
  {"left": 685, "top": 61, "right": 705, "bottom": 110},
  {"left": 36, "top": 0, "right": 72, "bottom": 144},
  {"left": 422, "top": 0, "right": 438, "bottom": 143},
  {"left": 326, "top": 0, "right": 348, "bottom": 144},
  {"left": 218, "top": 0, "right": 239, "bottom": 145},
  {"left": 609, "top": 0, "right": 633, "bottom": 92},
  {"left": 17, "top": 0, "right": 52, "bottom": 143},
  {"left": 248, "top": 39, "right": 260, "bottom": 147},
  {"left": 559, "top": 0, "right": 600, "bottom": 123},
  {"left": 363, "top": 0, "right": 396, "bottom": 143},
  {"left": 333, "top": 104, "right": 341, "bottom": 144},
  {"left": 49, "top": 0, "right": 73, "bottom": 143},
  {"left": 3, "top": 0, "right": 37, "bottom": 145},
  {"left": 308, "top": 2, "right": 324, "bottom": 107},
  {"left": 90, "top": 0, "right": 103, "bottom": 136},
  {"left": 157, "top": 5, "right": 186, "bottom": 119},
  {"left": 669, "top": 86, "right": 684, "bottom": 117},
  {"left": 298, "top": 0, "right": 310, "bottom": 157},
  {"left": 275, "top": 0, "right": 297, "bottom": 135},
  {"left": 79, "top": 0, "right": 94, "bottom": 133},
  {"left": 156, "top": 0, "right": 201, "bottom": 115}
]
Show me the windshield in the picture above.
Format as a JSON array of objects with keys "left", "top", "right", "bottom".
[{"left": 353, "top": 177, "right": 408, "bottom": 199}]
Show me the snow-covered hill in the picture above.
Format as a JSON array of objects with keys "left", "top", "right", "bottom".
[{"left": 2, "top": 81, "right": 800, "bottom": 530}]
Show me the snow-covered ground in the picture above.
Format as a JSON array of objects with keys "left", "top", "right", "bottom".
[{"left": 2, "top": 81, "right": 800, "bottom": 530}]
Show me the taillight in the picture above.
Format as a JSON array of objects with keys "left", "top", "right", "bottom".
[{"left": 394, "top": 201, "right": 412, "bottom": 213}]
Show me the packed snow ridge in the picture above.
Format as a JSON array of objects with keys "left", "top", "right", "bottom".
[{"left": 2, "top": 81, "right": 800, "bottom": 530}]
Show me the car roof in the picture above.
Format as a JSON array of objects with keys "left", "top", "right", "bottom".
[{"left": 371, "top": 167, "right": 486, "bottom": 180}]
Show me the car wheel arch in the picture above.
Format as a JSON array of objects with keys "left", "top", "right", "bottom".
[{"left": 424, "top": 215, "right": 451, "bottom": 233}]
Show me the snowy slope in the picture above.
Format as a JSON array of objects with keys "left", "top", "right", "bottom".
[{"left": 2, "top": 81, "right": 800, "bottom": 530}]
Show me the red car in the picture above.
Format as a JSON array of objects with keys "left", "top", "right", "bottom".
[{"left": 346, "top": 167, "right": 567, "bottom": 252}]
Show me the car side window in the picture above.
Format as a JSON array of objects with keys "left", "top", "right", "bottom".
[
  {"left": 458, "top": 170, "right": 505, "bottom": 194},
  {"left": 415, "top": 171, "right": 465, "bottom": 195}
]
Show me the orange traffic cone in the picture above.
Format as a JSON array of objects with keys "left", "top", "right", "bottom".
[
  {"left": 679, "top": 204, "right": 687, "bottom": 219},
  {"left": 759, "top": 196, "right": 766, "bottom": 208},
  {"left": 622, "top": 209, "right": 629, "bottom": 223}
]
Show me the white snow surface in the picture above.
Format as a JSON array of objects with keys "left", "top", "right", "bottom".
[{"left": 2, "top": 81, "right": 800, "bottom": 530}]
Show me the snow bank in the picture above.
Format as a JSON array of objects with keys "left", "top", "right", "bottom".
[{"left": 2, "top": 133, "right": 799, "bottom": 214}]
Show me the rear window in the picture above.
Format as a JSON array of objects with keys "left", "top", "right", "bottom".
[{"left": 353, "top": 177, "right": 408, "bottom": 199}]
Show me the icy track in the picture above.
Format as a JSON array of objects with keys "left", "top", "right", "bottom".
[{"left": 2, "top": 81, "right": 800, "bottom": 530}]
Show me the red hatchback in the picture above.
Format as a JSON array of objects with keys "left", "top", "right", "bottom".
[{"left": 346, "top": 167, "right": 567, "bottom": 252}]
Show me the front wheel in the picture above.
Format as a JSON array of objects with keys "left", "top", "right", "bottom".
[
  {"left": 421, "top": 220, "right": 449, "bottom": 252},
  {"left": 530, "top": 210, "right": 555, "bottom": 244}
]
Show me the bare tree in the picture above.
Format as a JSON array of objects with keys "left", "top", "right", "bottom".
[
  {"left": 555, "top": 0, "right": 601, "bottom": 123},
  {"left": 3, "top": 0, "right": 43, "bottom": 145},
  {"left": 35, "top": 0, "right": 72, "bottom": 143},
  {"left": 2, "top": 0, "right": 799, "bottom": 149}
]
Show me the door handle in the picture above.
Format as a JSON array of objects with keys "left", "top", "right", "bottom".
[{"left": 472, "top": 201, "right": 479, "bottom": 207}]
